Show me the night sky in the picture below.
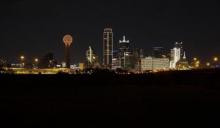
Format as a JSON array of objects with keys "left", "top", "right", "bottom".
[{"left": 1, "top": 0, "right": 220, "bottom": 63}]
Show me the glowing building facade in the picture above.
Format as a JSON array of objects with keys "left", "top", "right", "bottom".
[
  {"left": 118, "top": 36, "right": 133, "bottom": 69},
  {"left": 141, "top": 57, "right": 170, "bottom": 71},
  {"left": 170, "top": 42, "right": 183, "bottom": 69},
  {"left": 112, "top": 50, "right": 121, "bottom": 70},
  {"left": 86, "top": 46, "right": 95, "bottom": 64},
  {"left": 86, "top": 46, "right": 99, "bottom": 68},
  {"left": 103, "top": 28, "right": 113, "bottom": 68}
]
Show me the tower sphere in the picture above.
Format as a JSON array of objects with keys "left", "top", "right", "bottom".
[{"left": 63, "top": 34, "right": 73, "bottom": 46}]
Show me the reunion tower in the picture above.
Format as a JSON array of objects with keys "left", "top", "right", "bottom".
[{"left": 63, "top": 34, "right": 73, "bottom": 68}]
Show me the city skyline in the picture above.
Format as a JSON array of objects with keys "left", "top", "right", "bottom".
[
  {"left": 1, "top": 1, "right": 220, "bottom": 126},
  {"left": 0, "top": 26, "right": 219, "bottom": 64},
  {"left": 1, "top": 0, "right": 220, "bottom": 63}
]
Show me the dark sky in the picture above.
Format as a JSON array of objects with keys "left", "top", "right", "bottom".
[{"left": 1, "top": 0, "right": 220, "bottom": 63}]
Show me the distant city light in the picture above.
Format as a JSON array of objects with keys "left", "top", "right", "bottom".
[
  {"left": 206, "top": 62, "right": 211, "bottom": 67},
  {"left": 195, "top": 64, "right": 200, "bottom": 68},
  {"left": 193, "top": 58, "right": 198, "bottom": 61},
  {"left": 20, "top": 56, "right": 25, "bottom": 60},
  {"left": 214, "top": 57, "right": 218, "bottom": 62},
  {"left": 1, "top": 27, "right": 220, "bottom": 75},
  {"left": 35, "top": 58, "right": 39, "bottom": 63}
]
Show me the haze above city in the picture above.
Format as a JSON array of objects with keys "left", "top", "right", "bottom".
[{"left": 1, "top": 0, "right": 220, "bottom": 63}]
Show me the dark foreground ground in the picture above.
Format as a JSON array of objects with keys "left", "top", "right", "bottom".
[{"left": 1, "top": 69, "right": 220, "bottom": 127}]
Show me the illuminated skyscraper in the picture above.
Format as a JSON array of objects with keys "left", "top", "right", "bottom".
[
  {"left": 112, "top": 50, "right": 121, "bottom": 70},
  {"left": 103, "top": 28, "right": 113, "bottom": 68},
  {"left": 119, "top": 36, "right": 130, "bottom": 52},
  {"left": 175, "top": 42, "right": 184, "bottom": 57},
  {"left": 118, "top": 35, "right": 133, "bottom": 69},
  {"left": 133, "top": 48, "right": 144, "bottom": 72},
  {"left": 86, "top": 46, "right": 94, "bottom": 64},
  {"left": 86, "top": 46, "right": 97, "bottom": 65},
  {"left": 170, "top": 42, "right": 184, "bottom": 69}
]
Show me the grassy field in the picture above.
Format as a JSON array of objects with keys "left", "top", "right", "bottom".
[{"left": 0, "top": 69, "right": 220, "bottom": 127}]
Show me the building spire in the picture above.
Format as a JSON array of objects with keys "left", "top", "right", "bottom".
[
  {"left": 123, "top": 35, "right": 126, "bottom": 42},
  {"left": 183, "top": 51, "right": 186, "bottom": 59},
  {"left": 119, "top": 35, "right": 129, "bottom": 43}
]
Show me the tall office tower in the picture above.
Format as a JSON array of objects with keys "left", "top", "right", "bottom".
[
  {"left": 132, "top": 48, "right": 144, "bottom": 72},
  {"left": 118, "top": 35, "right": 132, "bottom": 69},
  {"left": 174, "top": 42, "right": 184, "bottom": 58},
  {"left": 170, "top": 42, "right": 184, "bottom": 69},
  {"left": 139, "top": 49, "right": 144, "bottom": 59},
  {"left": 103, "top": 28, "right": 113, "bottom": 68},
  {"left": 152, "top": 47, "right": 166, "bottom": 58},
  {"left": 112, "top": 50, "right": 121, "bottom": 70},
  {"left": 119, "top": 35, "right": 130, "bottom": 52}
]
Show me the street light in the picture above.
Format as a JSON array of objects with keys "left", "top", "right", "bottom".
[
  {"left": 20, "top": 55, "right": 25, "bottom": 68},
  {"left": 206, "top": 62, "right": 211, "bottom": 67},
  {"left": 20, "top": 56, "right": 25, "bottom": 61},
  {"left": 193, "top": 57, "right": 198, "bottom": 61},
  {"left": 213, "top": 57, "right": 219, "bottom": 68},
  {"left": 33, "top": 58, "right": 39, "bottom": 69},
  {"left": 193, "top": 60, "right": 200, "bottom": 68},
  {"left": 34, "top": 58, "right": 39, "bottom": 63},
  {"left": 213, "top": 57, "right": 218, "bottom": 62}
]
